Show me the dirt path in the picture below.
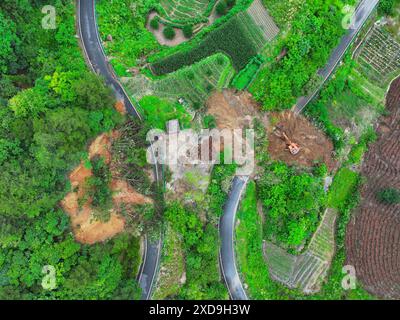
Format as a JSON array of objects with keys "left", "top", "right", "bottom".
[{"left": 146, "top": 11, "right": 187, "bottom": 47}]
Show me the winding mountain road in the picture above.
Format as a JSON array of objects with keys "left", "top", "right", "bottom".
[
  {"left": 78, "top": 0, "right": 378, "bottom": 301},
  {"left": 219, "top": 176, "right": 249, "bottom": 300},
  {"left": 294, "top": 0, "right": 379, "bottom": 114},
  {"left": 220, "top": 0, "right": 379, "bottom": 300},
  {"left": 77, "top": 0, "right": 161, "bottom": 301}
]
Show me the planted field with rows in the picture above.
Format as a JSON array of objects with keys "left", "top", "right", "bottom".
[
  {"left": 158, "top": 0, "right": 215, "bottom": 24},
  {"left": 346, "top": 77, "right": 400, "bottom": 299},
  {"left": 123, "top": 54, "right": 235, "bottom": 109},
  {"left": 357, "top": 26, "right": 400, "bottom": 87},
  {"left": 151, "top": 17, "right": 259, "bottom": 74},
  {"left": 245, "top": 0, "right": 279, "bottom": 42},
  {"left": 150, "top": 3, "right": 279, "bottom": 75},
  {"left": 264, "top": 208, "right": 337, "bottom": 294}
]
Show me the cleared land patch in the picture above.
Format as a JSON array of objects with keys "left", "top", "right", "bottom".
[
  {"left": 267, "top": 111, "right": 336, "bottom": 171},
  {"left": 206, "top": 89, "right": 268, "bottom": 131},
  {"left": 61, "top": 132, "right": 153, "bottom": 244}
]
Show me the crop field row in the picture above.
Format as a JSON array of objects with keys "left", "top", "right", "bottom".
[
  {"left": 357, "top": 27, "right": 400, "bottom": 86},
  {"left": 151, "top": 16, "right": 259, "bottom": 75},
  {"left": 158, "top": 0, "right": 215, "bottom": 24},
  {"left": 123, "top": 54, "right": 234, "bottom": 109},
  {"left": 264, "top": 208, "right": 337, "bottom": 293},
  {"left": 346, "top": 77, "right": 400, "bottom": 299},
  {"left": 151, "top": 1, "right": 279, "bottom": 75},
  {"left": 348, "top": 67, "right": 386, "bottom": 105},
  {"left": 246, "top": 0, "right": 279, "bottom": 42},
  {"left": 262, "top": 0, "right": 305, "bottom": 27}
]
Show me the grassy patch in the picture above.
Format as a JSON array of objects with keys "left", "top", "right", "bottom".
[
  {"left": 327, "top": 168, "right": 359, "bottom": 211},
  {"left": 139, "top": 95, "right": 191, "bottom": 130},
  {"left": 153, "top": 223, "right": 185, "bottom": 299},
  {"left": 231, "top": 55, "right": 263, "bottom": 90},
  {"left": 236, "top": 181, "right": 283, "bottom": 299}
]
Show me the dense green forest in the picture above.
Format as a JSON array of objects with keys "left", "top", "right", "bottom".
[{"left": 0, "top": 1, "right": 143, "bottom": 299}]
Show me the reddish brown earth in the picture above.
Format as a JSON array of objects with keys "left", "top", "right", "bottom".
[
  {"left": 346, "top": 77, "right": 400, "bottom": 299},
  {"left": 61, "top": 132, "right": 152, "bottom": 245},
  {"left": 114, "top": 101, "right": 127, "bottom": 115},
  {"left": 206, "top": 89, "right": 268, "bottom": 130},
  {"left": 268, "top": 111, "right": 336, "bottom": 171}
]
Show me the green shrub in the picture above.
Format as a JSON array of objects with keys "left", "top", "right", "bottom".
[
  {"left": 216, "top": 1, "right": 228, "bottom": 15},
  {"left": 150, "top": 17, "right": 159, "bottom": 30},
  {"left": 377, "top": 188, "right": 400, "bottom": 204},
  {"left": 327, "top": 168, "right": 360, "bottom": 211},
  {"left": 183, "top": 25, "right": 193, "bottom": 38},
  {"left": 163, "top": 26, "right": 176, "bottom": 40},
  {"left": 207, "top": 159, "right": 237, "bottom": 217},
  {"left": 88, "top": 156, "right": 113, "bottom": 221},
  {"left": 258, "top": 162, "right": 326, "bottom": 249},
  {"left": 378, "top": 0, "right": 396, "bottom": 15},
  {"left": 203, "top": 115, "right": 217, "bottom": 129},
  {"left": 139, "top": 95, "right": 191, "bottom": 129}
]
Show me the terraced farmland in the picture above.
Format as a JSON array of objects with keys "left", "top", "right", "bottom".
[
  {"left": 357, "top": 26, "right": 400, "bottom": 87},
  {"left": 123, "top": 54, "right": 234, "bottom": 109},
  {"left": 158, "top": 0, "right": 215, "bottom": 24},
  {"left": 264, "top": 208, "right": 337, "bottom": 293},
  {"left": 346, "top": 77, "right": 400, "bottom": 299},
  {"left": 244, "top": 0, "right": 279, "bottom": 42},
  {"left": 150, "top": 1, "right": 279, "bottom": 75}
]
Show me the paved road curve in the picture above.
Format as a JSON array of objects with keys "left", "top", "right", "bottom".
[
  {"left": 77, "top": 0, "right": 161, "bottom": 300},
  {"left": 295, "top": 0, "right": 380, "bottom": 114},
  {"left": 220, "top": 0, "right": 379, "bottom": 300},
  {"left": 219, "top": 176, "right": 249, "bottom": 300}
]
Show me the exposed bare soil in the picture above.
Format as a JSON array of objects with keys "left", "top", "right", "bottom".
[
  {"left": 206, "top": 89, "right": 268, "bottom": 130},
  {"left": 146, "top": 11, "right": 187, "bottom": 47},
  {"left": 61, "top": 132, "right": 152, "bottom": 244},
  {"left": 267, "top": 111, "right": 336, "bottom": 171},
  {"left": 346, "top": 77, "right": 400, "bottom": 299},
  {"left": 114, "top": 100, "right": 127, "bottom": 115},
  {"left": 206, "top": 90, "right": 335, "bottom": 171}
]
